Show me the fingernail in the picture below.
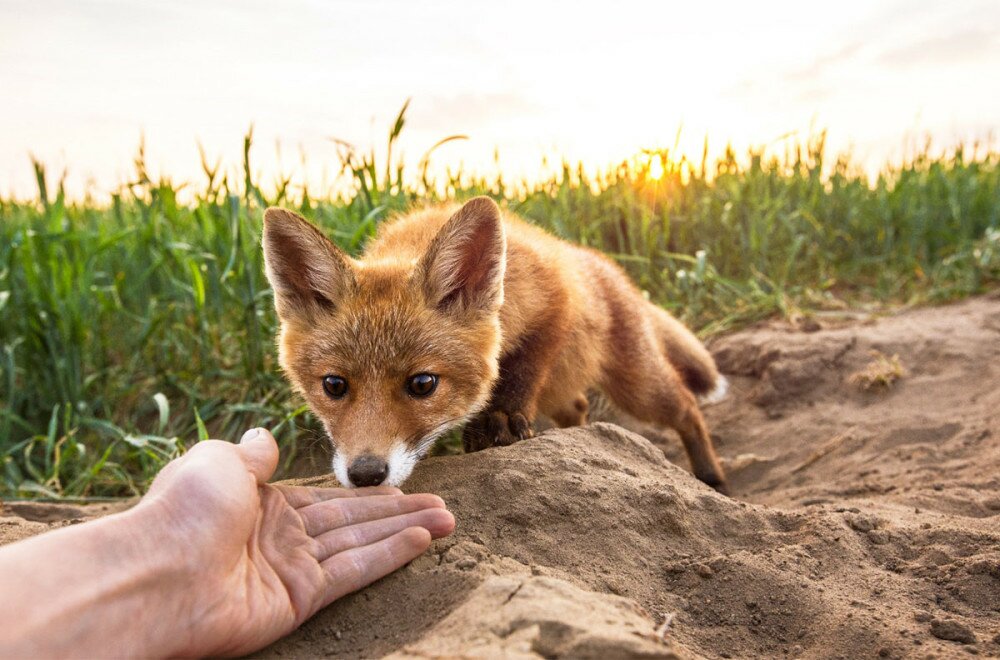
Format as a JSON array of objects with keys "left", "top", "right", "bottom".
[{"left": 240, "top": 428, "right": 263, "bottom": 444}]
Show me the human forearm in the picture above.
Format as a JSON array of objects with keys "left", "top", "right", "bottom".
[{"left": 0, "top": 503, "right": 198, "bottom": 658}]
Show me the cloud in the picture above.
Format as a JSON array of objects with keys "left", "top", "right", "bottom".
[
  {"left": 411, "top": 93, "right": 543, "bottom": 131},
  {"left": 785, "top": 41, "right": 867, "bottom": 84},
  {"left": 878, "top": 28, "right": 999, "bottom": 68}
]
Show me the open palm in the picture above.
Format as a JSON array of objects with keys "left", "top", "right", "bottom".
[{"left": 138, "top": 428, "right": 454, "bottom": 657}]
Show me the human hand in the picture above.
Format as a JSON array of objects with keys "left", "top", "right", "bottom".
[{"left": 137, "top": 428, "right": 454, "bottom": 657}]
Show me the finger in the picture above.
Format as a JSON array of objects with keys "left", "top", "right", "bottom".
[
  {"left": 298, "top": 493, "right": 446, "bottom": 537},
  {"left": 319, "top": 527, "right": 432, "bottom": 607},
  {"left": 275, "top": 484, "right": 403, "bottom": 509},
  {"left": 237, "top": 428, "right": 279, "bottom": 485},
  {"left": 313, "top": 507, "right": 455, "bottom": 562}
]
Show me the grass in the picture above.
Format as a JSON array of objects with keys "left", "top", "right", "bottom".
[
  {"left": 2, "top": 106, "right": 999, "bottom": 498},
  {"left": 849, "top": 351, "right": 907, "bottom": 391}
]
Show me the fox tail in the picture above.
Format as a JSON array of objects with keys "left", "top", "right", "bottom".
[{"left": 650, "top": 306, "right": 728, "bottom": 406}]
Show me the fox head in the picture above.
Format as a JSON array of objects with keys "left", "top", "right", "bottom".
[{"left": 262, "top": 197, "right": 505, "bottom": 488}]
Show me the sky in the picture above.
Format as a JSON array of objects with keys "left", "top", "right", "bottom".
[{"left": 1, "top": 0, "right": 999, "bottom": 199}]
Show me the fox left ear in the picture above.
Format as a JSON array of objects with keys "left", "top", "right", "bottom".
[
  {"left": 262, "top": 207, "right": 355, "bottom": 323},
  {"left": 418, "top": 196, "right": 506, "bottom": 313}
]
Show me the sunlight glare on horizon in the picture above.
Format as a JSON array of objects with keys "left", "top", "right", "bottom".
[
  {"left": 648, "top": 156, "right": 666, "bottom": 182},
  {"left": 1, "top": 0, "right": 999, "bottom": 199}
]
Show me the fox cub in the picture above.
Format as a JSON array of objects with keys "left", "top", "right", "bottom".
[{"left": 263, "top": 197, "right": 729, "bottom": 492}]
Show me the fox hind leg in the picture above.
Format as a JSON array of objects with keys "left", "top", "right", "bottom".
[
  {"left": 602, "top": 355, "right": 729, "bottom": 493},
  {"left": 598, "top": 304, "right": 729, "bottom": 493}
]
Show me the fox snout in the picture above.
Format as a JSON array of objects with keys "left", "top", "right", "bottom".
[
  {"left": 332, "top": 443, "right": 425, "bottom": 489},
  {"left": 347, "top": 454, "right": 389, "bottom": 488}
]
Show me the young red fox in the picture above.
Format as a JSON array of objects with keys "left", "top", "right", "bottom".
[{"left": 262, "top": 197, "right": 729, "bottom": 492}]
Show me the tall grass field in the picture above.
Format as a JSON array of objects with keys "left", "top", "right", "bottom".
[{"left": 2, "top": 109, "right": 999, "bottom": 499}]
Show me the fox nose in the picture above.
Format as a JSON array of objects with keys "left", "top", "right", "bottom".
[{"left": 347, "top": 455, "right": 389, "bottom": 488}]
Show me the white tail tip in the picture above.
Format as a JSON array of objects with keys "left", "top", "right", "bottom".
[{"left": 698, "top": 375, "right": 729, "bottom": 407}]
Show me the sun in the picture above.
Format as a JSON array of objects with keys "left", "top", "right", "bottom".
[{"left": 648, "top": 156, "right": 665, "bottom": 181}]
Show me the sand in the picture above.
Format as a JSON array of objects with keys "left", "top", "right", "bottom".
[{"left": 3, "top": 295, "right": 999, "bottom": 658}]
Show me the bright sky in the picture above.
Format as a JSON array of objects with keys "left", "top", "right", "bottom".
[{"left": 1, "top": 0, "right": 999, "bottom": 199}]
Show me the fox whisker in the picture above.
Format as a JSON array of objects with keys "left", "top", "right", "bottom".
[{"left": 410, "top": 414, "right": 470, "bottom": 458}]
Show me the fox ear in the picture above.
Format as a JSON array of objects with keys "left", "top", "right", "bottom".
[
  {"left": 418, "top": 196, "right": 506, "bottom": 313},
  {"left": 262, "top": 207, "right": 354, "bottom": 322}
]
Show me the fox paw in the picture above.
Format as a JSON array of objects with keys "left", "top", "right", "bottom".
[
  {"left": 697, "top": 470, "right": 731, "bottom": 496},
  {"left": 462, "top": 410, "right": 534, "bottom": 452}
]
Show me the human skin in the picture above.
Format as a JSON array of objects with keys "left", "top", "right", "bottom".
[{"left": 0, "top": 428, "right": 455, "bottom": 658}]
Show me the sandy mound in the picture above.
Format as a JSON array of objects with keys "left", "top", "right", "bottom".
[
  {"left": 3, "top": 295, "right": 999, "bottom": 658},
  {"left": 264, "top": 424, "right": 998, "bottom": 659}
]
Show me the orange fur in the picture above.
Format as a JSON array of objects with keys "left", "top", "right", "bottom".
[{"left": 262, "top": 197, "right": 728, "bottom": 492}]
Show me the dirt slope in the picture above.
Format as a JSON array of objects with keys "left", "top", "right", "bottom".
[
  {"left": 258, "top": 295, "right": 1000, "bottom": 659},
  {"left": 3, "top": 295, "right": 999, "bottom": 658}
]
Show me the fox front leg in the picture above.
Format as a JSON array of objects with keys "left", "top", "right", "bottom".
[
  {"left": 462, "top": 410, "right": 533, "bottom": 452},
  {"left": 462, "top": 364, "right": 536, "bottom": 452},
  {"left": 462, "top": 326, "right": 564, "bottom": 452}
]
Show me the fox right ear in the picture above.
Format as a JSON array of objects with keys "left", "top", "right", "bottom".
[
  {"left": 262, "top": 207, "right": 354, "bottom": 322},
  {"left": 418, "top": 197, "right": 506, "bottom": 314}
]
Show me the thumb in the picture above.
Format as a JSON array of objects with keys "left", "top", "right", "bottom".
[{"left": 237, "top": 427, "right": 279, "bottom": 485}]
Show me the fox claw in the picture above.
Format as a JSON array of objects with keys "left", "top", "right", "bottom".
[
  {"left": 695, "top": 469, "right": 731, "bottom": 496},
  {"left": 463, "top": 410, "right": 534, "bottom": 452}
]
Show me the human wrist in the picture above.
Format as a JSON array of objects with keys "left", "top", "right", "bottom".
[
  {"left": 114, "top": 496, "right": 231, "bottom": 658},
  {"left": 74, "top": 502, "right": 210, "bottom": 658}
]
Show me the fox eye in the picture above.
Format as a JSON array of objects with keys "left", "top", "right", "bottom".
[
  {"left": 406, "top": 373, "right": 438, "bottom": 397},
  {"left": 322, "top": 375, "right": 348, "bottom": 399}
]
